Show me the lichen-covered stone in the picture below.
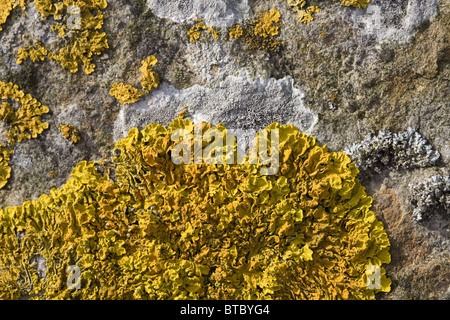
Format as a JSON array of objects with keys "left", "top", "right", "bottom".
[
  {"left": 344, "top": 128, "right": 440, "bottom": 176},
  {"left": 0, "top": 115, "right": 391, "bottom": 299},
  {"left": 409, "top": 175, "right": 450, "bottom": 221},
  {"left": 0, "top": 144, "right": 13, "bottom": 189},
  {"left": 0, "top": 0, "right": 448, "bottom": 300}
]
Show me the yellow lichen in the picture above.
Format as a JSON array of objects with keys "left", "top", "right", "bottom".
[
  {"left": 0, "top": 0, "right": 27, "bottom": 31},
  {"left": 208, "top": 26, "right": 220, "bottom": 40},
  {"left": 58, "top": 124, "right": 80, "bottom": 144},
  {"left": 228, "top": 24, "right": 243, "bottom": 40},
  {"left": 339, "top": 0, "right": 370, "bottom": 9},
  {"left": 187, "top": 20, "right": 207, "bottom": 43},
  {"left": 0, "top": 81, "right": 49, "bottom": 146},
  {"left": 16, "top": 42, "right": 48, "bottom": 64},
  {"left": 110, "top": 55, "right": 159, "bottom": 104},
  {"left": 0, "top": 0, "right": 17, "bottom": 32},
  {"left": 254, "top": 8, "right": 281, "bottom": 38},
  {"left": 187, "top": 19, "right": 220, "bottom": 43},
  {"left": 239, "top": 9, "right": 282, "bottom": 53},
  {"left": 109, "top": 83, "right": 144, "bottom": 105},
  {"left": 297, "top": 6, "right": 320, "bottom": 24},
  {"left": 287, "top": 0, "right": 370, "bottom": 24},
  {"left": 15, "top": 0, "right": 109, "bottom": 74},
  {"left": 139, "top": 55, "right": 159, "bottom": 93},
  {"left": 0, "top": 113, "right": 391, "bottom": 300},
  {"left": 0, "top": 144, "right": 14, "bottom": 189}
]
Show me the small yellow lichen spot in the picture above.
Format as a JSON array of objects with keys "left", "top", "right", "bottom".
[
  {"left": 297, "top": 6, "right": 320, "bottom": 24},
  {"left": 109, "top": 83, "right": 144, "bottom": 105},
  {"left": 139, "top": 55, "right": 159, "bottom": 93},
  {"left": 16, "top": 42, "right": 47, "bottom": 64},
  {"left": 254, "top": 9, "right": 281, "bottom": 38},
  {"left": 287, "top": 0, "right": 306, "bottom": 9},
  {"left": 0, "top": 81, "right": 49, "bottom": 146},
  {"left": 0, "top": 144, "right": 14, "bottom": 189},
  {"left": 208, "top": 26, "right": 220, "bottom": 40},
  {"left": 58, "top": 124, "right": 80, "bottom": 144},
  {"left": 339, "top": 0, "right": 371, "bottom": 9},
  {"left": 187, "top": 21, "right": 207, "bottom": 43},
  {"left": 228, "top": 24, "right": 243, "bottom": 40}
]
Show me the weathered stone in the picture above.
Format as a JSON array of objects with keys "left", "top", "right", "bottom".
[{"left": 0, "top": 0, "right": 448, "bottom": 299}]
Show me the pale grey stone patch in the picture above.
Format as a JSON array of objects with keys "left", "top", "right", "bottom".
[
  {"left": 349, "top": 0, "right": 439, "bottom": 42},
  {"left": 145, "top": 0, "right": 251, "bottom": 27},
  {"left": 113, "top": 72, "right": 318, "bottom": 141}
]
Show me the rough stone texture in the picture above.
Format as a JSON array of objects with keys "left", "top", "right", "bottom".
[{"left": 0, "top": 0, "right": 449, "bottom": 299}]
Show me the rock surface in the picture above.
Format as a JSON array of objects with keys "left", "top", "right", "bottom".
[{"left": 0, "top": 0, "right": 448, "bottom": 299}]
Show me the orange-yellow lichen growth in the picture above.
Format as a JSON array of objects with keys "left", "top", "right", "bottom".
[
  {"left": 15, "top": 0, "right": 109, "bottom": 74},
  {"left": 0, "top": 113, "right": 391, "bottom": 300},
  {"left": 231, "top": 9, "right": 282, "bottom": 53},
  {"left": 0, "top": 81, "right": 49, "bottom": 146},
  {"left": 109, "top": 83, "right": 143, "bottom": 105},
  {"left": 0, "top": 144, "right": 14, "bottom": 189},
  {"left": 187, "top": 19, "right": 220, "bottom": 43},
  {"left": 0, "top": 0, "right": 17, "bottom": 31},
  {"left": 254, "top": 8, "right": 281, "bottom": 38},
  {"left": 110, "top": 55, "right": 159, "bottom": 105},
  {"left": 287, "top": 0, "right": 370, "bottom": 24},
  {"left": 139, "top": 55, "right": 159, "bottom": 93},
  {"left": 16, "top": 41, "right": 48, "bottom": 64},
  {"left": 338, "top": 0, "right": 370, "bottom": 9},
  {"left": 228, "top": 24, "right": 243, "bottom": 40},
  {"left": 58, "top": 124, "right": 80, "bottom": 144},
  {"left": 187, "top": 19, "right": 207, "bottom": 43}
]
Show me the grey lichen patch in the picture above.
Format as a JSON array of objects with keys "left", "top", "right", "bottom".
[
  {"left": 409, "top": 174, "right": 450, "bottom": 221},
  {"left": 113, "top": 71, "right": 318, "bottom": 141},
  {"left": 344, "top": 127, "right": 441, "bottom": 176}
]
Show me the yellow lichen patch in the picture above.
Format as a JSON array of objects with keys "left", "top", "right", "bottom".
[
  {"left": 16, "top": 41, "right": 48, "bottom": 64},
  {"left": 0, "top": 113, "right": 391, "bottom": 300},
  {"left": 208, "top": 26, "right": 220, "bottom": 40},
  {"left": 287, "top": 0, "right": 370, "bottom": 24},
  {"left": 139, "top": 55, "right": 159, "bottom": 93},
  {"left": 110, "top": 55, "right": 159, "bottom": 105},
  {"left": 0, "top": 81, "right": 49, "bottom": 146},
  {"left": 228, "top": 24, "right": 243, "bottom": 40},
  {"left": 0, "top": 0, "right": 27, "bottom": 31},
  {"left": 187, "top": 19, "right": 220, "bottom": 43},
  {"left": 0, "top": 0, "right": 17, "bottom": 31},
  {"left": 58, "top": 124, "right": 80, "bottom": 144},
  {"left": 0, "top": 144, "right": 14, "bottom": 189},
  {"left": 338, "top": 0, "right": 370, "bottom": 9},
  {"left": 254, "top": 8, "right": 281, "bottom": 38},
  {"left": 109, "top": 83, "right": 143, "bottom": 105},
  {"left": 15, "top": 0, "right": 109, "bottom": 74},
  {"left": 239, "top": 9, "right": 282, "bottom": 53},
  {"left": 297, "top": 6, "right": 320, "bottom": 24},
  {"left": 187, "top": 20, "right": 207, "bottom": 43}
]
